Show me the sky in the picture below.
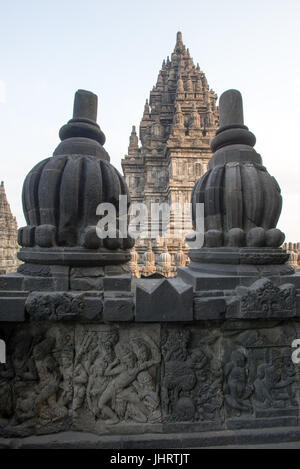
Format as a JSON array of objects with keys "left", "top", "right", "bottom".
[{"left": 0, "top": 0, "right": 299, "bottom": 241}]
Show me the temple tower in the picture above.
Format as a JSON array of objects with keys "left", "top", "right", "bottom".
[
  {"left": 122, "top": 32, "right": 219, "bottom": 275},
  {"left": 0, "top": 181, "right": 19, "bottom": 274}
]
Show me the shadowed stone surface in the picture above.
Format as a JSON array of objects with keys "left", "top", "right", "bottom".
[{"left": 136, "top": 278, "right": 193, "bottom": 321}]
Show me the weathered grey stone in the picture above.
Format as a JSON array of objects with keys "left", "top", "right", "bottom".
[
  {"left": 24, "top": 276, "right": 54, "bottom": 291},
  {"left": 83, "top": 296, "right": 103, "bottom": 321},
  {"left": 136, "top": 278, "right": 193, "bottom": 322},
  {"left": 226, "top": 278, "right": 297, "bottom": 319},
  {"left": 193, "top": 88, "right": 283, "bottom": 257},
  {"left": 161, "top": 326, "right": 223, "bottom": 425},
  {"left": 0, "top": 296, "right": 26, "bottom": 321},
  {"left": 70, "top": 267, "right": 104, "bottom": 278},
  {"left": 0, "top": 275, "right": 24, "bottom": 291},
  {"left": 219, "top": 89, "right": 244, "bottom": 127},
  {"left": 103, "top": 292, "right": 134, "bottom": 322},
  {"left": 26, "top": 292, "right": 84, "bottom": 321},
  {"left": 194, "top": 296, "right": 226, "bottom": 320},
  {"left": 103, "top": 275, "right": 131, "bottom": 292},
  {"left": 50, "top": 265, "right": 69, "bottom": 291},
  {"left": 70, "top": 277, "right": 104, "bottom": 291}
]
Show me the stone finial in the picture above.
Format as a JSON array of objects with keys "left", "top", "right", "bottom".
[
  {"left": 73, "top": 89, "right": 98, "bottom": 121},
  {"left": 219, "top": 89, "right": 244, "bottom": 127},
  {"left": 18, "top": 89, "right": 134, "bottom": 267},
  {"left": 190, "top": 88, "right": 288, "bottom": 274},
  {"left": 58, "top": 89, "right": 106, "bottom": 150},
  {"left": 211, "top": 90, "right": 255, "bottom": 152},
  {"left": 175, "top": 31, "right": 184, "bottom": 50}
]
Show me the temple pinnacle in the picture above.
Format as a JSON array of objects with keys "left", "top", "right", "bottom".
[
  {"left": 219, "top": 89, "right": 244, "bottom": 128},
  {"left": 73, "top": 89, "right": 98, "bottom": 122}
]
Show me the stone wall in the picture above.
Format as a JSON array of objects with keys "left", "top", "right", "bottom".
[{"left": 1, "top": 318, "right": 300, "bottom": 439}]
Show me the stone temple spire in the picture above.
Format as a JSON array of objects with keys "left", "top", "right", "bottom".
[
  {"left": 128, "top": 125, "right": 139, "bottom": 155},
  {"left": 175, "top": 31, "right": 184, "bottom": 53},
  {"left": 122, "top": 32, "right": 219, "bottom": 276},
  {"left": 0, "top": 182, "right": 19, "bottom": 274}
]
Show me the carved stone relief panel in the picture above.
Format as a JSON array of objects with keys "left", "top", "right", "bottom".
[
  {"left": 0, "top": 324, "right": 74, "bottom": 437},
  {"left": 73, "top": 324, "right": 161, "bottom": 432},
  {"left": 1, "top": 320, "right": 300, "bottom": 438},
  {"left": 161, "top": 326, "right": 223, "bottom": 427},
  {"left": 223, "top": 321, "right": 300, "bottom": 429}
]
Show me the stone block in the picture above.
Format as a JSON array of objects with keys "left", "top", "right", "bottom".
[
  {"left": 103, "top": 292, "right": 134, "bottom": 322},
  {"left": 70, "top": 267, "right": 104, "bottom": 278},
  {"left": 24, "top": 276, "right": 54, "bottom": 291},
  {"left": 70, "top": 277, "right": 104, "bottom": 291},
  {"left": 136, "top": 278, "right": 193, "bottom": 322},
  {"left": 194, "top": 296, "right": 226, "bottom": 320},
  {"left": 0, "top": 296, "right": 26, "bottom": 321},
  {"left": 50, "top": 265, "right": 70, "bottom": 291},
  {"left": 70, "top": 266, "right": 105, "bottom": 291},
  {"left": 103, "top": 275, "right": 131, "bottom": 292},
  {"left": 0, "top": 274, "right": 24, "bottom": 291},
  {"left": 83, "top": 296, "right": 103, "bottom": 321}
]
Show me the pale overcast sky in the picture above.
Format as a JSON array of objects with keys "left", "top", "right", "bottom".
[{"left": 0, "top": 0, "right": 299, "bottom": 241}]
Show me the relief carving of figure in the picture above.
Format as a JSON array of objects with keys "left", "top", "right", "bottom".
[
  {"left": 73, "top": 332, "right": 98, "bottom": 415},
  {"left": 8, "top": 330, "right": 70, "bottom": 427},
  {"left": 253, "top": 363, "right": 275, "bottom": 408},
  {"left": 32, "top": 337, "right": 67, "bottom": 423},
  {"left": 224, "top": 350, "right": 253, "bottom": 415},
  {"left": 162, "top": 329, "right": 213, "bottom": 421},
  {"left": 97, "top": 335, "right": 160, "bottom": 424},
  {"left": 86, "top": 330, "right": 118, "bottom": 418}
]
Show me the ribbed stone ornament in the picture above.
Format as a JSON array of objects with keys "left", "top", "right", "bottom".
[
  {"left": 18, "top": 90, "right": 134, "bottom": 266},
  {"left": 189, "top": 89, "right": 291, "bottom": 274}
]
